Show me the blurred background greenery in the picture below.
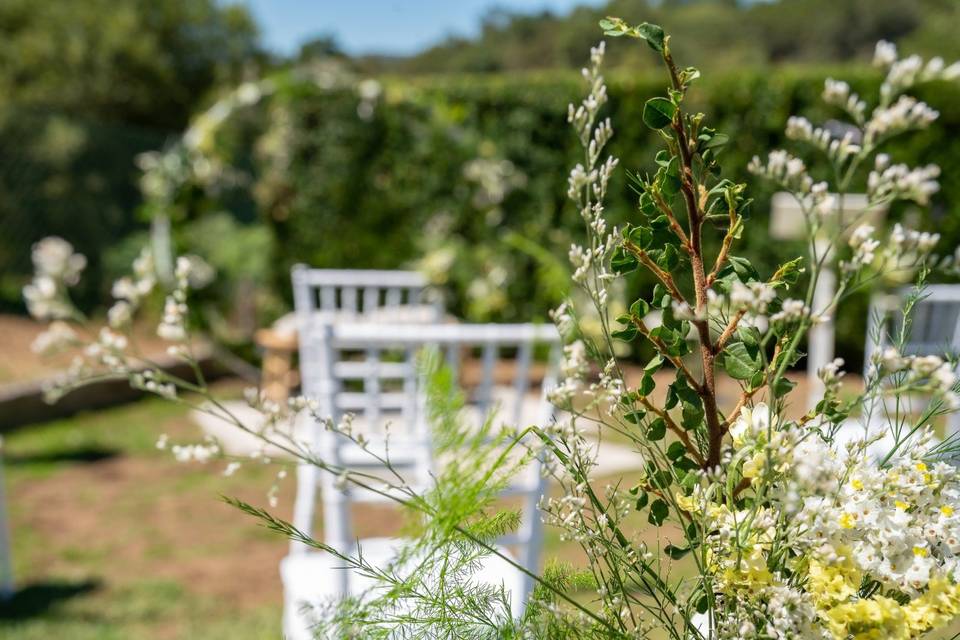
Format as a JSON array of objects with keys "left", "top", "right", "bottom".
[{"left": 3, "top": 0, "right": 960, "bottom": 367}]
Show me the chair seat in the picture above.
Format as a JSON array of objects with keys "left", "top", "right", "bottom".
[{"left": 280, "top": 537, "right": 525, "bottom": 640}]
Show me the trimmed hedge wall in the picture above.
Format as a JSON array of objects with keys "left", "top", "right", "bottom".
[{"left": 260, "top": 66, "right": 960, "bottom": 365}]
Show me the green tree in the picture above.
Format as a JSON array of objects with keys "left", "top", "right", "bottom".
[{"left": 0, "top": 0, "right": 262, "bottom": 309}]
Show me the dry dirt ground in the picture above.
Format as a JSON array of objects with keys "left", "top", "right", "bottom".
[{"left": 0, "top": 313, "right": 199, "bottom": 386}]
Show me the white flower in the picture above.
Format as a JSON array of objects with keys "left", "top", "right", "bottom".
[
  {"left": 31, "top": 321, "right": 77, "bottom": 355},
  {"left": 157, "top": 296, "right": 188, "bottom": 342},
  {"left": 748, "top": 150, "right": 814, "bottom": 194},
  {"left": 843, "top": 224, "right": 880, "bottom": 272},
  {"left": 730, "top": 280, "right": 775, "bottom": 315},
  {"left": 771, "top": 298, "right": 809, "bottom": 324},
  {"left": 818, "top": 357, "right": 845, "bottom": 392},
  {"left": 107, "top": 301, "right": 134, "bottom": 328},
  {"left": 31, "top": 237, "right": 87, "bottom": 284},
  {"left": 869, "top": 162, "right": 940, "bottom": 206},
  {"left": 866, "top": 95, "right": 938, "bottom": 144},
  {"left": 877, "top": 346, "right": 910, "bottom": 373},
  {"left": 874, "top": 40, "right": 898, "bottom": 68},
  {"left": 730, "top": 403, "right": 775, "bottom": 447}
]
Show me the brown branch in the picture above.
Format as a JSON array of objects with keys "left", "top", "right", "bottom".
[
  {"left": 732, "top": 477, "right": 752, "bottom": 499},
  {"left": 638, "top": 396, "right": 705, "bottom": 466},
  {"left": 652, "top": 192, "right": 691, "bottom": 253},
  {"left": 706, "top": 207, "right": 738, "bottom": 288},
  {"left": 630, "top": 315, "right": 702, "bottom": 393},
  {"left": 660, "top": 46, "right": 724, "bottom": 470},
  {"left": 713, "top": 309, "right": 747, "bottom": 354},
  {"left": 623, "top": 240, "right": 688, "bottom": 305}
]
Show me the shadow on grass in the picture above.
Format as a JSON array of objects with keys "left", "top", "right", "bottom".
[
  {"left": 0, "top": 579, "right": 101, "bottom": 620},
  {"left": 5, "top": 446, "right": 119, "bottom": 466}
]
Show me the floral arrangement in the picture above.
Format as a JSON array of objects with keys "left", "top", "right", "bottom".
[{"left": 24, "top": 18, "right": 960, "bottom": 639}]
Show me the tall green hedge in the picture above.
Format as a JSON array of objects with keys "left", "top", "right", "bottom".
[
  {"left": 260, "top": 66, "right": 960, "bottom": 364},
  {"left": 7, "top": 65, "right": 960, "bottom": 367}
]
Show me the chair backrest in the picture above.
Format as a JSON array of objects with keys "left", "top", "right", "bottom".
[
  {"left": 292, "top": 321, "right": 560, "bottom": 600},
  {"left": 864, "top": 284, "right": 960, "bottom": 373},
  {"left": 291, "top": 265, "right": 439, "bottom": 317}
]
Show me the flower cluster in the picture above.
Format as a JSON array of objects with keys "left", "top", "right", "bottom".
[
  {"left": 822, "top": 79, "right": 867, "bottom": 124},
  {"left": 785, "top": 114, "right": 862, "bottom": 168},
  {"left": 22, "top": 237, "right": 86, "bottom": 320},
  {"left": 866, "top": 95, "right": 939, "bottom": 145},
  {"left": 729, "top": 280, "right": 776, "bottom": 315},
  {"left": 565, "top": 42, "right": 619, "bottom": 309},
  {"left": 874, "top": 40, "right": 960, "bottom": 105},
  {"left": 156, "top": 257, "right": 195, "bottom": 342},
  {"left": 868, "top": 154, "right": 941, "bottom": 206},
  {"left": 872, "top": 345, "right": 959, "bottom": 408},
  {"left": 107, "top": 248, "right": 157, "bottom": 329},
  {"left": 690, "top": 402, "right": 960, "bottom": 639}
]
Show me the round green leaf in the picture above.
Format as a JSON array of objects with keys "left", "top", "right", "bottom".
[{"left": 643, "top": 97, "right": 676, "bottom": 130}]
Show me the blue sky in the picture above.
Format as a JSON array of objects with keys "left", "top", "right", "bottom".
[{"left": 232, "top": 0, "right": 606, "bottom": 56}]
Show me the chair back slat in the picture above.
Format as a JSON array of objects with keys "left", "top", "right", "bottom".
[
  {"left": 477, "top": 342, "right": 497, "bottom": 416},
  {"left": 291, "top": 264, "right": 441, "bottom": 321},
  {"left": 512, "top": 341, "right": 534, "bottom": 427}
]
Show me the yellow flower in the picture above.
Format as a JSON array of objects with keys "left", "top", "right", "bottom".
[
  {"left": 895, "top": 500, "right": 910, "bottom": 511},
  {"left": 913, "top": 546, "right": 929, "bottom": 558},
  {"left": 742, "top": 452, "right": 766, "bottom": 478},
  {"left": 916, "top": 462, "right": 928, "bottom": 472},
  {"left": 720, "top": 545, "right": 772, "bottom": 591},
  {"left": 903, "top": 577, "right": 960, "bottom": 635},
  {"left": 851, "top": 478, "right": 864, "bottom": 490},
  {"left": 824, "top": 596, "right": 908, "bottom": 640},
  {"left": 942, "top": 505, "right": 954, "bottom": 517},
  {"left": 675, "top": 492, "right": 697, "bottom": 514},
  {"left": 839, "top": 513, "right": 856, "bottom": 529},
  {"left": 808, "top": 557, "right": 860, "bottom": 606}
]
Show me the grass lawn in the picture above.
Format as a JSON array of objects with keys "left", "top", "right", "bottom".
[
  {"left": 14, "top": 375, "right": 951, "bottom": 639},
  {"left": 0, "top": 383, "right": 612, "bottom": 639},
  {"left": 0, "top": 384, "right": 289, "bottom": 639}
]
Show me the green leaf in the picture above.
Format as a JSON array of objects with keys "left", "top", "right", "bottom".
[
  {"left": 696, "top": 595, "right": 710, "bottom": 614},
  {"left": 657, "top": 243, "right": 679, "bottom": 270},
  {"left": 722, "top": 342, "right": 761, "bottom": 380},
  {"left": 651, "top": 284, "right": 671, "bottom": 309},
  {"left": 647, "top": 418, "right": 666, "bottom": 441},
  {"left": 647, "top": 464, "right": 672, "bottom": 490},
  {"left": 627, "top": 224, "right": 653, "bottom": 249},
  {"left": 774, "top": 376, "right": 797, "bottom": 396},
  {"left": 610, "top": 246, "right": 639, "bottom": 274},
  {"left": 624, "top": 410, "right": 646, "bottom": 424},
  {"left": 661, "top": 156, "right": 681, "bottom": 197},
  {"left": 666, "top": 441, "right": 687, "bottom": 461},
  {"left": 664, "top": 543, "right": 692, "bottom": 559},
  {"left": 645, "top": 354, "right": 664, "bottom": 374},
  {"left": 648, "top": 499, "right": 669, "bottom": 526},
  {"left": 630, "top": 298, "right": 650, "bottom": 318},
  {"left": 639, "top": 373, "right": 656, "bottom": 396},
  {"left": 612, "top": 325, "right": 639, "bottom": 342},
  {"left": 635, "top": 492, "right": 649, "bottom": 510},
  {"left": 774, "top": 256, "right": 805, "bottom": 287},
  {"left": 636, "top": 22, "right": 665, "bottom": 52},
  {"left": 701, "top": 131, "right": 729, "bottom": 151},
  {"left": 681, "top": 67, "right": 701, "bottom": 85},
  {"left": 643, "top": 97, "right": 676, "bottom": 130}
]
